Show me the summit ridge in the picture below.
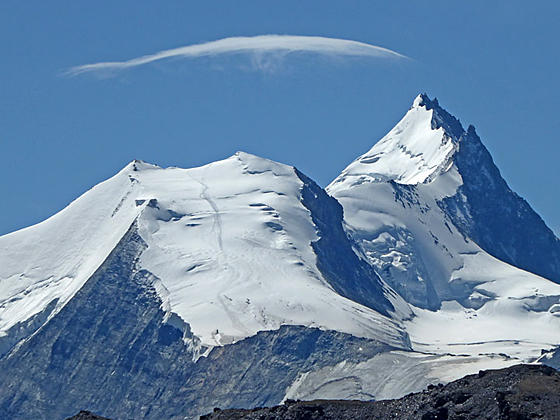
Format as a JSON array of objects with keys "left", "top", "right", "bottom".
[{"left": 330, "top": 94, "right": 462, "bottom": 186}]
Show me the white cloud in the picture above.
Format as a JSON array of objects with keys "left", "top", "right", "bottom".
[{"left": 66, "top": 35, "right": 408, "bottom": 76}]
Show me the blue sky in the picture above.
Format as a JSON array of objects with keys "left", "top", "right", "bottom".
[{"left": 1, "top": 1, "right": 559, "bottom": 235}]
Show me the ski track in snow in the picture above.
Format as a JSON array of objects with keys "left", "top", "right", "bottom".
[
  {"left": 187, "top": 172, "right": 261, "bottom": 339},
  {"left": 194, "top": 176, "right": 224, "bottom": 252}
]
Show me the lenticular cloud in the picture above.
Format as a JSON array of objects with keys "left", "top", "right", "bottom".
[{"left": 66, "top": 35, "right": 408, "bottom": 76}]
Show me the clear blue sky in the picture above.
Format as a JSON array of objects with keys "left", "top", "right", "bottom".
[{"left": 1, "top": 1, "right": 559, "bottom": 236}]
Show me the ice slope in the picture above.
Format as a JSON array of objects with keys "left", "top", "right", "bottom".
[
  {"left": 0, "top": 152, "right": 408, "bottom": 354},
  {"left": 328, "top": 94, "right": 560, "bottom": 362}
]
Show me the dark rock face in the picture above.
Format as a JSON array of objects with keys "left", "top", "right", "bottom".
[
  {"left": 181, "top": 326, "right": 393, "bottom": 419},
  {"left": 0, "top": 225, "right": 194, "bottom": 420},
  {"left": 419, "top": 93, "right": 464, "bottom": 140},
  {"left": 0, "top": 224, "right": 395, "bottom": 420},
  {"left": 541, "top": 347, "right": 560, "bottom": 371},
  {"left": 444, "top": 125, "right": 560, "bottom": 284},
  {"left": 202, "top": 364, "right": 560, "bottom": 420},
  {"left": 295, "top": 168, "right": 399, "bottom": 319},
  {"left": 0, "top": 298, "right": 58, "bottom": 359},
  {"left": 420, "top": 96, "right": 560, "bottom": 284}
]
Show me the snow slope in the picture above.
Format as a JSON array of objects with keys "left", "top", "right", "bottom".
[
  {"left": 0, "top": 152, "right": 408, "bottom": 353},
  {"left": 0, "top": 161, "right": 146, "bottom": 344},
  {"left": 133, "top": 152, "right": 406, "bottom": 348},
  {"left": 328, "top": 94, "right": 560, "bottom": 362},
  {"left": 334, "top": 94, "right": 458, "bottom": 185}
]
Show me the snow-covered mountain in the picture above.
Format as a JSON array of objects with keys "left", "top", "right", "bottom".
[
  {"left": 0, "top": 94, "right": 558, "bottom": 420},
  {"left": 328, "top": 94, "right": 560, "bottom": 360},
  {"left": 0, "top": 152, "right": 408, "bottom": 354}
]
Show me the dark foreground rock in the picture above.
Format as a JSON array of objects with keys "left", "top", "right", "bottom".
[
  {"left": 201, "top": 364, "right": 560, "bottom": 420},
  {"left": 65, "top": 410, "right": 110, "bottom": 420}
]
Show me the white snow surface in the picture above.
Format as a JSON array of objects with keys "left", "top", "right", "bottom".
[
  {"left": 330, "top": 94, "right": 457, "bottom": 186},
  {"left": 328, "top": 94, "right": 560, "bottom": 363},
  {"left": 0, "top": 152, "right": 407, "bottom": 350},
  {"left": 134, "top": 152, "right": 406, "bottom": 348}
]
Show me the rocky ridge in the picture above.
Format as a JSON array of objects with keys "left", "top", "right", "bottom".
[{"left": 202, "top": 364, "right": 560, "bottom": 420}]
